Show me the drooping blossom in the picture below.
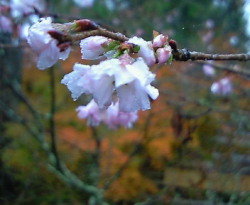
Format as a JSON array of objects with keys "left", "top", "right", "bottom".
[
  {"left": 156, "top": 46, "right": 172, "bottom": 64},
  {"left": 76, "top": 99, "right": 138, "bottom": 129},
  {"left": 211, "top": 77, "right": 232, "bottom": 96},
  {"left": 76, "top": 99, "right": 102, "bottom": 126},
  {"left": 10, "top": 0, "right": 46, "bottom": 17},
  {"left": 128, "top": 36, "right": 156, "bottom": 66},
  {"left": 61, "top": 55, "right": 159, "bottom": 112},
  {"left": 73, "top": 0, "right": 94, "bottom": 8},
  {"left": 202, "top": 63, "right": 215, "bottom": 76},
  {"left": 0, "top": 15, "right": 12, "bottom": 33},
  {"left": 104, "top": 102, "right": 138, "bottom": 129},
  {"left": 80, "top": 36, "right": 109, "bottom": 60},
  {"left": 152, "top": 34, "right": 167, "bottom": 48},
  {"left": 60, "top": 63, "right": 92, "bottom": 100},
  {"left": 27, "top": 18, "right": 70, "bottom": 70}
]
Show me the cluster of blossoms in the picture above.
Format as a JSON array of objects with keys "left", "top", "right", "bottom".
[
  {"left": 26, "top": 18, "right": 173, "bottom": 129},
  {"left": 0, "top": 0, "right": 45, "bottom": 40},
  {"left": 77, "top": 100, "right": 138, "bottom": 129}
]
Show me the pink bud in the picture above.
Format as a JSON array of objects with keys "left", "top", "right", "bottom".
[
  {"left": 73, "top": 19, "right": 98, "bottom": 32},
  {"left": 169, "top": 39, "right": 177, "bottom": 51},
  {"left": 156, "top": 46, "right": 171, "bottom": 64},
  {"left": 153, "top": 34, "right": 167, "bottom": 48}
]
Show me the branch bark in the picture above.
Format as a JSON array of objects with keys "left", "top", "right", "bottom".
[
  {"left": 172, "top": 49, "right": 250, "bottom": 61},
  {"left": 52, "top": 22, "right": 250, "bottom": 62}
]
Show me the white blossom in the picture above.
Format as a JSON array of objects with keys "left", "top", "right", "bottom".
[
  {"left": 62, "top": 56, "right": 159, "bottom": 112},
  {"left": 128, "top": 36, "right": 156, "bottom": 66},
  {"left": 77, "top": 100, "right": 138, "bottom": 129},
  {"left": 27, "top": 18, "right": 70, "bottom": 70},
  {"left": 80, "top": 36, "right": 109, "bottom": 60},
  {"left": 10, "top": 0, "right": 46, "bottom": 17}
]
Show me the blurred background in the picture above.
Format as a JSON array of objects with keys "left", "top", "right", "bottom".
[{"left": 1, "top": 0, "right": 250, "bottom": 204}]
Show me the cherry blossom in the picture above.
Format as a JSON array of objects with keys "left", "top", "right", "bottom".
[
  {"left": 61, "top": 63, "right": 92, "bottom": 100},
  {"left": 76, "top": 100, "right": 138, "bottom": 129},
  {"left": 156, "top": 46, "right": 172, "bottom": 64},
  {"left": 61, "top": 55, "right": 159, "bottom": 112},
  {"left": 211, "top": 77, "right": 232, "bottom": 96},
  {"left": 80, "top": 36, "right": 109, "bottom": 60},
  {"left": 10, "top": 0, "right": 46, "bottom": 17},
  {"left": 128, "top": 36, "right": 156, "bottom": 66},
  {"left": 27, "top": 18, "right": 70, "bottom": 70},
  {"left": 76, "top": 99, "right": 102, "bottom": 127},
  {"left": 152, "top": 34, "right": 167, "bottom": 48}
]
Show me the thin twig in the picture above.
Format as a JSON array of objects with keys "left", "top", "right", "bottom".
[
  {"left": 91, "top": 127, "right": 101, "bottom": 185},
  {"left": 49, "top": 67, "right": 62, "bottom": 172},
  {"left": 173, "top": 49, "right": 250, "bottom": 61},
  {"left": 4, "top": 80, "right": 44, "bottom": 133}
]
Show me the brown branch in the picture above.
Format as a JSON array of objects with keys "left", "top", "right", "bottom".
[
  {"left": 2, "top": 20, "right": 250, "bottom": 62},
  {"left": 60, "top": 23, "right": 250, "bottom": 61},
  {"left": 172, "top": 49, "right": 250, "bottom": 61},
  {"left": 52, "top": 22, "right": 128, "bottom": 42},
  {"left": 69, "top": 28, "right": 128, "bottom": 42},
  {"left": 52, "top": 21, "right": 250, "bottom": 62}
]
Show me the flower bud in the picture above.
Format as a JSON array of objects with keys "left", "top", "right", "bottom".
[
  {"left": 156, "top": 46, "right": 171, "bottom": 64},
  {"left": 47, "top": 30, "right": 66, "bottom": 44},
  {"left": 152, "top": 34, "right": 167, "bottom": 48},
  {"left": 73, "top": 19, "right": 98, "bottom": 32},
  {"left": 169, "top": 39, "right": 177, "bottom": 51}
]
